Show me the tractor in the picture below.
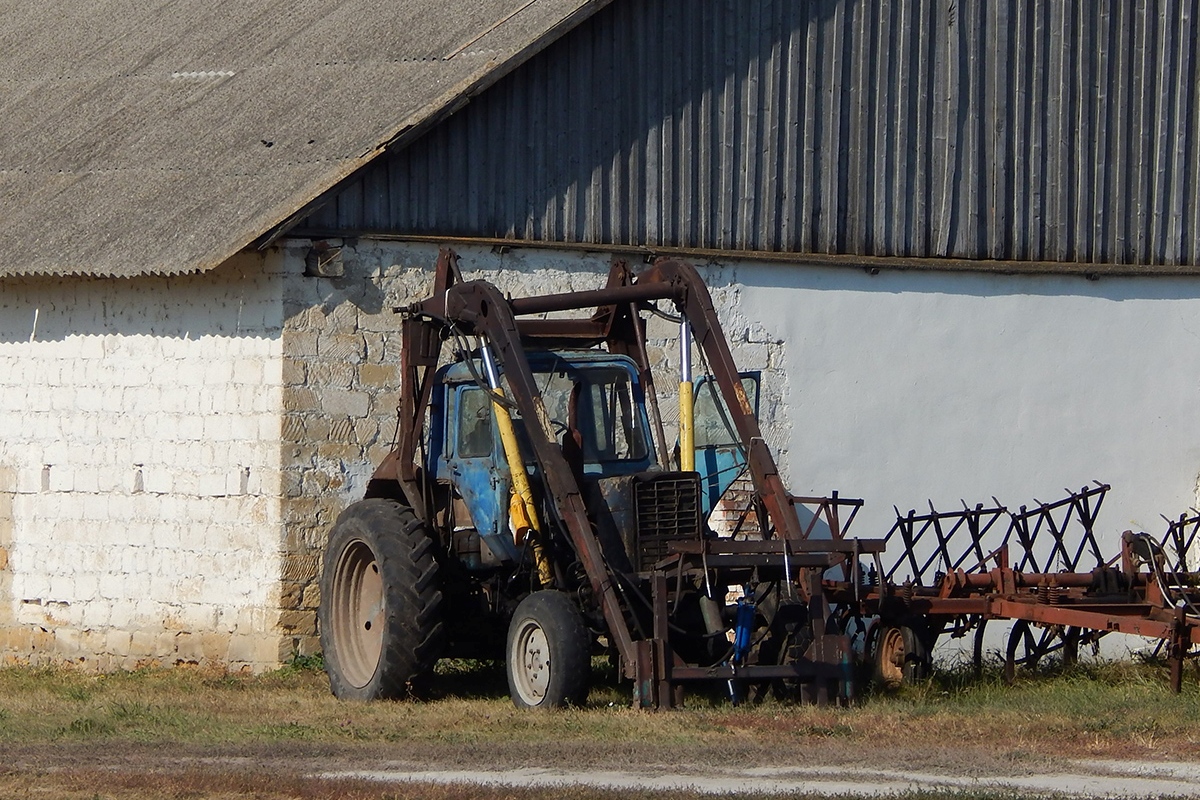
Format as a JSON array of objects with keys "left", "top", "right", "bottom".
[{"left": 317, "top": 249, "right": 881, "bottom": 708}]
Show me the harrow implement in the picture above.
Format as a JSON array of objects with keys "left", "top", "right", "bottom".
[{"left": 852, "top": 483, "right": 1200, "bottom": 691}]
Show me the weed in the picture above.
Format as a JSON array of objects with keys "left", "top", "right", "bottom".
[
  {"left": 63, "top": 716, "right": 114, "bottom": 736},
  {"left": 283, "top": 651, "right": 325, "bottom": 673}
]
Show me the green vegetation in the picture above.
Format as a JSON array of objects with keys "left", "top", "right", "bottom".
[{"left": 0, "top": 656, "right": 1196, "bottom": 760}]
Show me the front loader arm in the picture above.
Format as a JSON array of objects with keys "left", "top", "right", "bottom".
[{"left": 435, "top": 278, "right": 640, "bottom": 676}]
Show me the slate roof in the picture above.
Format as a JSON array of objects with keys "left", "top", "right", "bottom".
[{"left": 0, "top": 0, "right": 608, "bottom": 277}]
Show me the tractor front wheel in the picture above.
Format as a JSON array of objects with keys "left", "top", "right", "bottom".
[
  {"left": 506, "top": 591, "right": 591, "bottom": 709},
  {"left": 318, "top": 499, "right": 445, "bottom": 700}
]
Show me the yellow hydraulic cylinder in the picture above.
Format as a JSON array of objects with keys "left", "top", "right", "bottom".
[
  {"left": 679, "top": 380, "right": 695, "bottom": 472},
  {"left": 481, "top": 347, "right": 554, "bottom": 588},
  {"left": 679, "top": 315, "right": 695, "bottom": 472}
]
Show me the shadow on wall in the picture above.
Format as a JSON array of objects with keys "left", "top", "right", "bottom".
[
  {"left": 746, "top": 258, "right": 1200, "bottom": 303},
  {"left": 0, "top": 253, "right": 282, "bottom": 344},
  {"left": 280, "top": 239, "right": 388, "bottom": 328}
]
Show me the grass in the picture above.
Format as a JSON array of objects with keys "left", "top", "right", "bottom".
[
  {"left": 0, "top": 655, "right": 1197, "bottom": 759},
  {"left": 1, "top": 657, "right": 1197, "bottom": 799}
]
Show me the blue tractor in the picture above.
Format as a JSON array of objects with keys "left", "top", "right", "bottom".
[{"left": 318, "top": 249, "right": 879, "bottom": 708}]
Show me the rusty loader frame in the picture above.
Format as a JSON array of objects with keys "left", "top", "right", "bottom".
[{"left": 367, "top": 249, "right": 885, "bottom": 707}]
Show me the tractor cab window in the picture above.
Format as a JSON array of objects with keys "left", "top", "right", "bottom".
[
  {"left": 455, "top": 385, "right": 494, "bottom": 458},
  {"left": 694, "top": 373, "right": 760, "bottom": 448},
  {"left": 539, "top": 366, "right": 649, "bottom": 465}
]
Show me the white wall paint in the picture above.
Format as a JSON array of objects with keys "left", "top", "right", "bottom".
[
  {"left": 0, "top": 255, "right": 285, "bottom": 669},
  {"left": 734, "top": 263, "right": 1200, "bottom": 547}
]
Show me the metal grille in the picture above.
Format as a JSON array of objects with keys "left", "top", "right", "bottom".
[{"left": 634, "top": 472, "right": 702, "bottom": 571}]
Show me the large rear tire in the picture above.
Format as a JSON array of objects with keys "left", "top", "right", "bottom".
[
  {"left": 506, "top": 591, "right": 591, "bottom": 709},
  {"left": 318, "top": 499, "right": 445, "bottom": 700}
]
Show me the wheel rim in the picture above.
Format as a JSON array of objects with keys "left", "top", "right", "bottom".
[
  {"left": 878, "top": 626, "right": 906, "bottom": 686},
  {"left": 330, "top": 538, "right": 385, "bottom": 688},
  {"left": 511, "top": 618, "right": 551, "bottom": 705}
]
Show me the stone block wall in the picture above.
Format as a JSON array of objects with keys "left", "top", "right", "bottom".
[{"left": 0, "top": 254, "right": 286, "bottom": 670}]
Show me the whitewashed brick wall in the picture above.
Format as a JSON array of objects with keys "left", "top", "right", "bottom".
[{"left": 0, "top": 254, "right": 286, "bottom": 670}]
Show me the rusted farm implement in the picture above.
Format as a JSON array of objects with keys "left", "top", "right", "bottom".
[{"left": 824, "top": 483, "right": 1200, "bottom": 693}]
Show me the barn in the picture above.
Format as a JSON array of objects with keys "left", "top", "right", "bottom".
[{"left": 2, "top": 0, "right": 1200, "bottom": 670}]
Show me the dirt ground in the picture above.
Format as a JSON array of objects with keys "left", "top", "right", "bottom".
[
  {"left": 5, "top": 739, "right": 1200, "bottom": 798},
  {"left": 4, "top": 661, "right": 1200, "bottom": 798}
]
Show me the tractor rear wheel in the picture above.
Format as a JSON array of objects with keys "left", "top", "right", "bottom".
[
  {"left": 318, "top": 499, "right": 445, "bottom": 700},
  {"left": 506, "top": 591, "right": 591, "bottom": 709}
]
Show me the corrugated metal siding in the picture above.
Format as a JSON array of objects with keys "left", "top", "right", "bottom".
[{"left": 303, "top": 0, "right": 1200, "bottom": 266}]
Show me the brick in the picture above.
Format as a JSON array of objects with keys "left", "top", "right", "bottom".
[
  {"left": 292, "top": 634, "right": 321, "bottom": 658},
  {"left": 175, "top": 631, "right": 203, "bottom": 662},
  {"left": 354, "top": 418, "right": 380, "bottom": 446},
  {"left": 358, "top": 363, "right": 397, "bottom": 388},
  {"left": 278, "top": 610, "right": 316, "bottom": 636},
  {"left": 328, "top": 417, "right": 356, "bottom": 443},
  {"left": 363, "top": 332, "right": 387, "bottom": 362},
  {"left": 105, "top": 629, "right": 132, "bottom": 656},
  {"left": 81, "top": 628, "right": 107, "bottom": 654},
  {"left": 203, "top": 360, "right": 234, "bottom": 385},
  {"left": 285, "top": 330, "right": 320, "bottom": 357},
  {"left": 308, "top": 361, "right": 356, "bottom": 389},
  {"left": 321, "top": 390, "right": 369, "bottom": 417},
  {"left": 1, "top": 626, "right": 32, "bottom": 654},
  {"left": 317, "top": 442, "right": 361, "bottom": 462},
  {"left": 303, "top": 416, "right": 331, "bottom": 440},
  {"left": 55, "top": 627, "right": 82, "bottom": 656},
  {"left": 300, "top": 583, "right": 321, "bottom": 610},
  {"left": 227, "top": 634, "right": 267, "bottom": 665},
  {"left": 323, "top": 303, "right": 359, "bottom": 333},
  {"left": 0, "top": 467, "right": 15, "bottom": 493},
  {"left": 202, "top": 416, "right": 233, "bottom": 442},
  {"left": 47, "top": 467, "right": 74, "bottom": 492},
  {"left": 281, "top": 554, "right": 320, "bottom": 582},
  {"left": 129, "top": 630, "right": 158, "bottom": 657},
  {"left": 232, "top": 359, "right": 263, "bottom": 385},
  {"left": 300, "top": 470, "right": 331, "bottom": 494},
  {"left": 30, "top": 627, "right": 54, "bottom": 653},
  {"left": 200, "top": 632, "right": 230, "bottom": 661},
  {"left": 280, "top": 581, "right": 304, "bottom": 610},
  {"left": 282, "top": 358, "right": 307, "bottom": 386},
  {"left": 282, "top": 388, "right": 319, "bottom": 413},
  {"left": 231, "top": 413, "right": 261, "bottom": 440},
  {"left": 317, "top": 334, "right": 365, "bottom": 364}
]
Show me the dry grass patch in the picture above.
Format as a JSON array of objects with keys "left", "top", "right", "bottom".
[{"left": 0, "top": 657, "right": 1197, "bottom": 767}]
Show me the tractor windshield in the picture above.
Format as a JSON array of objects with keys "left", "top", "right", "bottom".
[
  {"left": 537, "top": 365, "right": 649, "bottom": 464},
  {"left": 441, "top": 354, "right": 654, "bottom": 475}
]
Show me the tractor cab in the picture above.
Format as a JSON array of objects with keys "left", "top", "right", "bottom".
[{"left": 428, "top": 350, "right": 658, "bottom": 570}]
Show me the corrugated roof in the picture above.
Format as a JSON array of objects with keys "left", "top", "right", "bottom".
[{"left": 0, "top": 0, "right": 609, "bottom": 277}]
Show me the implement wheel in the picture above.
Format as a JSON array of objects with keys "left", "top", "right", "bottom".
[
  {"left": 318, "top": 499, "right": 445, "bottom": 700},
  {"left": 872, "top": 622, "right": 930, "bottom": 689},
  {"left": 1003, "top": 621, "right": 1080, "bottom": 684},
  {"left": 506, "top": 591, "right": 591, "bottom": 709}
]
